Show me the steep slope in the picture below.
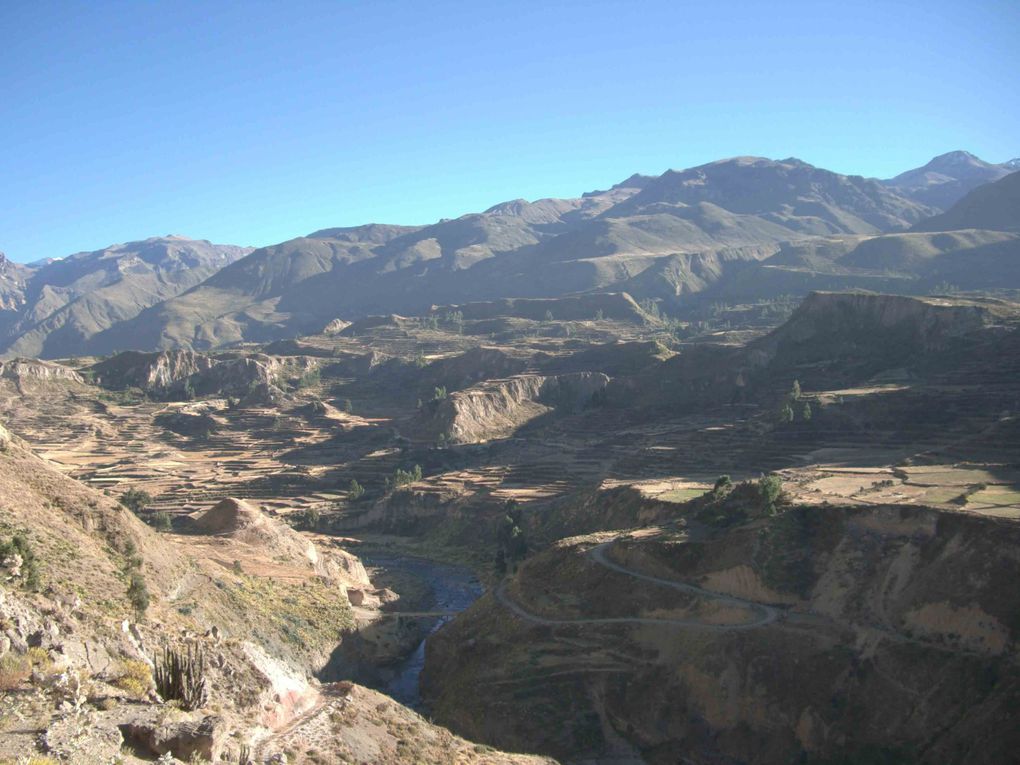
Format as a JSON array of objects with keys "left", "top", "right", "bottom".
[
  {"left": 884, "top": 150, "right": 1014, "bottom": 210},
  {"left": 423, "top": 506, "right": 1020, "bottom": 764},
  {"left": 0, "top": 236, "right": 252, "bottom": 359},
  {"left": 912, "top": 170, "right": 1020, "bottom": 233},
  {"left": 84, "top": 158, "right": 935, "bottom": 353}
]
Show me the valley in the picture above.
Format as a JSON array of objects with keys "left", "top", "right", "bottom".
[
  {"left": 2, "top": 281, "right": 1019, "bottom": 763},
  {"left": 0, "top": 150, "right": 1018, "bottom": 764}
]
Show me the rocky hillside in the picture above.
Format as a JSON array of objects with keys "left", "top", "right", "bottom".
[
  {"left": 412, "top": 372, "right": 610, "bottom": 444},
  {"left": 0, "top": 236, "right": 251, "bottom": 359},
  {"left": 422, "top": 501, "right": 1020, "bottom": 764},
  {"left": 0, "top": 418, "right": 552, "bottom": 763}
]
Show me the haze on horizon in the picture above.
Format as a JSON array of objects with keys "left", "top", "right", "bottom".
[{"left": 1, "top": 0, "right": 1017, "bottom": 263}]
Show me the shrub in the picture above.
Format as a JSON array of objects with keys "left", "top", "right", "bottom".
[
  {"left": 299, "top": 507, "right": 320, "bottom": 531},
  {"left": 341, "top": 398, "right": 354, "bottom": 414},
  {"left": 0, "top": 533, "right": 40, "bottom": 590},
  {"left": 149, "top": 511, "right": 172, "bottom": 532},
  {"left": 120, "top": 488, "right": 152, "bottom": 513},
  {"left": 712, "top": 475, "right": 733, "bottom": 496},
  {"left": 113, "top": 659, "right": 153, "bottom": 698},
  {"left": 432, "top": 386, "right": 448, "bottom": 401},
  {"left": 154, "top": 644, "right": 208, "bottom": 711},
  {"left": 127, "top": 572, "right": 150, "bottom": 617},
  {"left": 295, "top": 368, "right": 321, "bottom": 389},
  {"left": 0, "top": 652, "right": 32, "bottom": 690}
]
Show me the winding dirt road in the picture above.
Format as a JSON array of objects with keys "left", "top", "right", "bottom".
[{"left": 495, "top": 540, "right": 780, "bottom": 630}]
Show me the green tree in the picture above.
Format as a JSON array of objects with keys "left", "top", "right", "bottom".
[
  {"left": 712, "top": 475, "right": 733, "bottom": 496},
  {"left": 802, "top": 402, "right": 812, "bottom": 421},
  {"left": 341, "top": 398, "right": 353, "bottom": 414},
  {"left": 120, "top": 488, "right": 152, "bottom": 514},
  {"left": 790, "top": 380, "right": 801, "bottom": 400},
  {"left": 778, "top": 403, "right": 794, "bottom": 425},
  {"left": 127, "top": 572, "right": 150, "bottom": 617},
  {"left": 758, "top": 474, "right": 784, "bottom": 515},
  {"left": 348, "top": 479, "right": 365, "bottom": 501},
  {"left": 544, "top": 310, "right": 554, "bottom": 321}
]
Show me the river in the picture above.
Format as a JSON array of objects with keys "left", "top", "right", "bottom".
[{"left": 358, "top": 553, "right": 483, "bottom": 708}]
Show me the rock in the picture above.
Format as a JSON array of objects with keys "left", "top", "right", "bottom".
[
  {"left": 44, "top": 714, "right": 123, "bottom": 762},
  {"left": 346, "top": 588, "right": 366, "bottom": 606},
  {"left": 119, "top": 715, "right": 226, "bottom": 761}
]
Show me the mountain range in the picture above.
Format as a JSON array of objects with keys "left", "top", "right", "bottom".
[{"left": 1, "top": 151, "right": 1017, "bottom": 359}]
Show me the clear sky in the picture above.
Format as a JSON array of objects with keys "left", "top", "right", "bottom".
[{"left": 1, "top": 0, "right": 1017, "bottom": 262}]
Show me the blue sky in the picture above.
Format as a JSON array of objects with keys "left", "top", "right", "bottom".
[{"left": 1, "top": 0, "right": 1017, "bottom": 263}]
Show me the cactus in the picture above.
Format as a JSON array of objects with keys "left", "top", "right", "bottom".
[{"left": 153, "top": 644, "right": 208, "bottom": 710}]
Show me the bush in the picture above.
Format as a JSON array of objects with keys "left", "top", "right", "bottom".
[
  {"left": 0, "top": 533, "right": 40, "bottom": 590},
  {"left": 120, "top": 488, "right": 152, "bottom": 513},
  {"left": 0, "top": 652, "right": 32, "bottom": 690},
  {"left": 149, "top": 511, "right": 172, "bottom": 532},
  {"left": 295, "top": 368, "right": 321, "bottom": 389},
  {"left": 113, "top": 659, "right": 153, "bottom": 698},
  {"left": 341, "top": 398, "right": 354, "bottom": 414},
  {"left": 299, "top": 506, "right": 320, "bottom": 531}
]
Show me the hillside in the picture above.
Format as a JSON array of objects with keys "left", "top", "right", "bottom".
[
  {"left": 0, "top": 236, "right": 252, "bottom": 359},
  {"left": 883, "top": 150, "right": 1015, "bottom": 210},
  {"left": 913, "top": 170, "right": 1020, "bottom": 233},
  {"left": 78, "top": 158, "right": 944, "bottom": 353}
]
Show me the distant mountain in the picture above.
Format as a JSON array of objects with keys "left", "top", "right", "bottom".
[
  {"left": 883, "top": 150, "right": 1013, "bottom": 210},
  {"left": 0, "top": 252, "right": 33, "bottom": 316},
  {"left": 0, "top": 236, "right": 252, "bottom": 358},
  {"left": 912, "top": 171, "right": 1020, "bottom": 233},
  {"left": 85, "top": 157, "right": 939, "bottom": 354},
  {"left": 611, "top": 156, "right": 934, "bottom": 232}
]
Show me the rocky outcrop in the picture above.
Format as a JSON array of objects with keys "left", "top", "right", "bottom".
[
  {"left": 0, "top": 358, "right": 84, "bottom": 384},
  {"left": 90, "top": 349, "right": 214, "bottom": 391},
  {"left": 90, "top": 349, "right": 289, "bottom": 400},
  {"left": 415, "top": 372, "right": 609, "bottom": 444},
  {"left": 422, "top": 347, "right": 530, "bottom": 392}
]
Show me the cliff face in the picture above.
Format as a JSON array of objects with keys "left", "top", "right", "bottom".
[
  {"left": 762, "top": 291, "right": 1014, "bottom": 354},
  {"left": 422, "top": 504, "right": 1020, "bottom": 765},
  {"left": 90, "top": 349, "right": 292, "bottom": 399},
  {"left": 0, "top": 358, "right": 84, "bottom": 384},
  {"left": 415, "top": 372, "right": 609, "bottom": 444},
  {"left": 616, "top": 291, "right": 1020, "bottom": 411},
  {"left": 90, "top": 349, "right": 215, "bottom": 391}
]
